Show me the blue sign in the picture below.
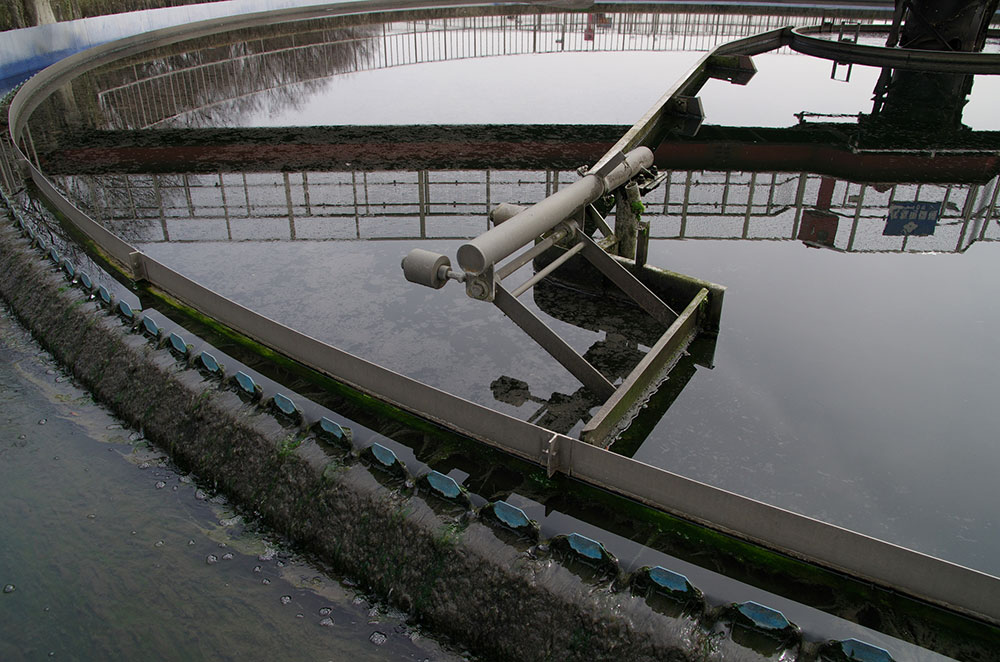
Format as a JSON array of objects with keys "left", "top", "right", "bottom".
[{"left": 884, "top": 201, "right": 940, "bottom": 237}]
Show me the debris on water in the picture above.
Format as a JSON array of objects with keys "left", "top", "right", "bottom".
[
  {"left": 206, "top": 554, "right": 219, "bottom": 565},
  {"left": 155, "top": 481, "right": 166, "bottom": 489},
  {"left": 195, "top": 489, "right": 207, "bottom": 500},
  {"left": 369, "top": 631, "right": 387, "bottom": 646},
  {"left": 258, "top": 547, "right": 276, "bottom": 561},
  {"left": 319, "top": 617, "right": 334, "bottom": 627},
  {"left": 3, "top": 584, "right": 14, "bottom": 593},
  {"left": 368, "top": 607, "right": 380, "bottom": 622},
  {"left": 220, "top": 516, "right": 243, "bottom": 527},
  {"left": 280, "top": 595, "right": 292, "bottom": 605},
  {"left": 46, "top": 369, "right": 55, "bottom": 375},
  {"left": 138, "top": 462, "right": 150, "bottom": 470},
  {"left": 179, "top": 475, "right": 193, "bottom": 484}
]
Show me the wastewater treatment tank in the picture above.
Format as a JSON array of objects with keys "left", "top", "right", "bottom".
[{"left": 3, "top": 1, "right": 1000, "bottom": 660}]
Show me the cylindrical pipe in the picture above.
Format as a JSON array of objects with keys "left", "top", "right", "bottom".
[
  {"left": 510, "top": 240, "right": 586, "bottom": 298},
  {"left": 457, "top": 147, "right": 652, "bottom": 274}
]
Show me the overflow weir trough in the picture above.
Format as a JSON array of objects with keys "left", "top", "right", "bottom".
[{"left": 3, "top": 1, "right": 1000, "bottom": 660}]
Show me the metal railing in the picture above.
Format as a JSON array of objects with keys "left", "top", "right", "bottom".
[{"left": 5, "top": 0, "right": 1000, "bottom": 628}]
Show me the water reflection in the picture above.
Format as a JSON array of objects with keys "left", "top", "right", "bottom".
[
  {"left": 42, "top": 165, "right": 1000, "bottom": 254},
  {"left": 25, "top": 4, "right": 893, "bottom": 138}
]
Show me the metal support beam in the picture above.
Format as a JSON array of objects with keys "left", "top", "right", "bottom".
[
  {"left": 493, "top": 284, "right": 615, "bottom": 400},
  {"left": 582, "top": 289, "right": 707, "bottom": 446},
  {"left": 578, "top": 233, "right": 678, "bottom": 326}
]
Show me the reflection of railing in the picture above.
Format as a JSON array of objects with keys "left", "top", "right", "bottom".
[
  {"left": 53, "top": 168, "right": 1000, "bottom": 252},
  {"left": 94, "top": 8, "right": 891, "bottom": 130}
]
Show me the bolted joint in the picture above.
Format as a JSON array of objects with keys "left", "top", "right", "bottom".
[{"left": 465, "top": 267, "right": 495, "bottom": 302}]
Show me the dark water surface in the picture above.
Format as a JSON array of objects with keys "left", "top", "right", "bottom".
[{"left": 0, "top": 305, "right": 460, "bottom": 661}]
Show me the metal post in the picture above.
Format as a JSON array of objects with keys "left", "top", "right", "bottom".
[
  {"left": 218, "top": 173, "right": 232, "bottom": 241},
  {"left": 743, "top": 172, "right": 757, "bottom": 238},
  {"left": 847, "top": 184, "right": 867, "bottom": 251},
  {"left": 790, "top": 172, "right": 808, "bottom": 239},
  {"left": 615, "top": 181, "right": 642, "bottom": 259},
  {"left": 283, "top": 172, "right": 296, "bottom": 240}
]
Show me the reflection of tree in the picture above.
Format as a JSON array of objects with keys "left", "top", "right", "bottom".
[
  {"left": 105, "top": 23, "right": 378, "bottom": 130},
  {"left": 56, "top": 173, "right": 170, "bottom": 243},
  {"left": 28, "top": 20, "right": 378, "bottom": 138}
]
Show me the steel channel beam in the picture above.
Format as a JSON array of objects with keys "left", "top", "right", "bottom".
[
  {"left": 457, "top": 147, "right": 652, "bottom": 274},
  {"left": 493, "top": 284, "right": 615, "bottom": 400},
  {"left": 579, "top": 233, "right": 678, "bottom": 325},
  {"left": 588, "top": 28, "right": 789, "bottom": 176},
  {"left": 581, "top": 288, "right": 707, "bottom": 446},
  {"left": 7, "top": 3, "right": 1000, "bottom": 627},
  {"left": 566, "top": 441, "right": 1000, "bottom": 626}
]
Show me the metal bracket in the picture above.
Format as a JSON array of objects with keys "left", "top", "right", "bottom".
[
  {"left": 128, "top": 251, "right": 148, "bottom": 282},
  {"left": 465, "top": 265, "right": 495, "bottom": 302},
  {"left": 705, "top": 54, "right": 757, "bottom": 85},
  {"left": 667, "top": 96, "right": 705, "bottom": 137},
  {"left": 541, "top": 434, "right": 560, "bottom": 478}
]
